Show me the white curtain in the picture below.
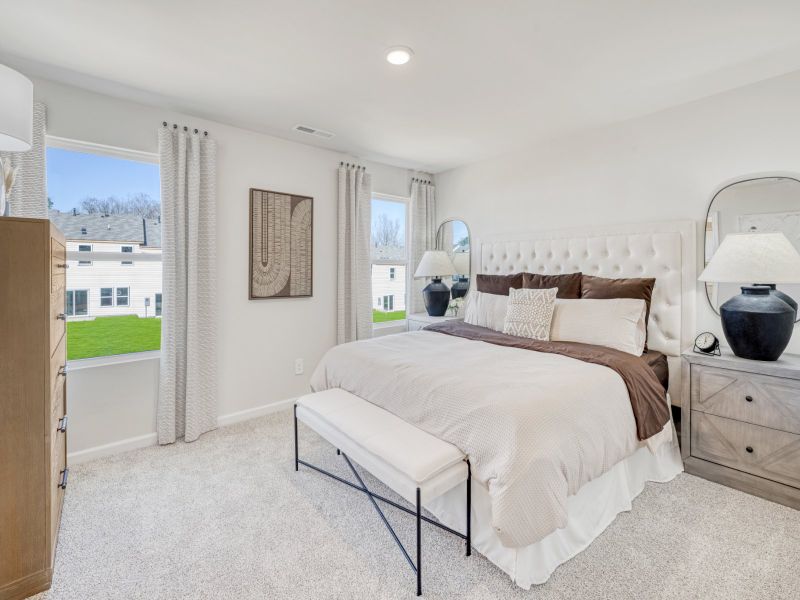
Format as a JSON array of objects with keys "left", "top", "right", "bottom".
[
  {"left": 157, "top": 126, "right": 218, "bottom": 444},
  {"left": 337, "top": 163, "right": 372, "bottom": 344},
  {"left": 410, "top": 177, "right": 437, "bottom": 314},
  {"left": 0, "top": 102, "right": 47, "bottom": 218}
]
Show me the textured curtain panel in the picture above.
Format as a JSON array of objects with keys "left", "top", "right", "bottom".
[
  {"left": 337, "top": 164, "right": 372, "bottom": 344},
  {"left": 410, "top": 178, "right": 437, "bottom": 314},
  {"left": 0, "top": 102, "right": 47, "bottom": 218},
  {"left": 157, "top": 127, "right": 218, "bottom": 444}
]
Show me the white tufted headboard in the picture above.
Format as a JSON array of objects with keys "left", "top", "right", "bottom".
[{"left": 478, "top": 221, "right": 696, "bottom": 398}]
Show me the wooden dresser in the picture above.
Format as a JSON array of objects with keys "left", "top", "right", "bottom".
[
  {"left": 0, "top": 218, "right": 68, "bottom": 600},
  {"left": 681, "top": 350, "right": 800, "bottom": 509}
]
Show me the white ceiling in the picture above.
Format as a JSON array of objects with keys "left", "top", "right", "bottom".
[{"left": 2, "top": 0, "right": 800, "bottom": 172}]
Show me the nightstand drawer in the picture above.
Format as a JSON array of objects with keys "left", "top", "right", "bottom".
[
  {"left": 692, "top": 364, "right": 800, "bottom": 435},
  {"left": 691, "top": 411, "right": 800, "bottom": 489}
]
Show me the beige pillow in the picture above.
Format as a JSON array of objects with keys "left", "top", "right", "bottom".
[
  {"left": 550, "top": 298, "right": 647, "bottom": 355},
  {"left": 464, "top": 291, "right": 509, "bottom": 332},
  {"left": 503, "top": 287, "right": 558, "bottom": 340}
]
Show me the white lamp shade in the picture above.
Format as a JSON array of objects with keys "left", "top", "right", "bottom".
[
  {"left": 699, "top": 232, "right": 800, "bottom": 284},
  {"left": 0, "top": 64, "right": 33, "bottom": 152},
  {"left": 452, "top": 251, "right": 470, "bottom": 275},
  {"left": 414, "top": 250, "right": 457, "bottom": 279}
]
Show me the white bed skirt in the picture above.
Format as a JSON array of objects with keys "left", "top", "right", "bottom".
[{"left": 425, "top": 425, "right": 684, "bottom": 590}]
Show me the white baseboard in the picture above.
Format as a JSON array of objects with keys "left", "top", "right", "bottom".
[
  {"left": 68, "top": 432, "right": 158, "bottom": 465},
  {"left": 67, "top": 398, "right": 296, "bottom": 465},
  {"left": 216, "top": 397, "right": 296, "bottom": 426}
]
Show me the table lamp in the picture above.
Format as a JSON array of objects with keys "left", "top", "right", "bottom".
[{"left": 414, "top": 250, "right": 456, "bottom": 316}]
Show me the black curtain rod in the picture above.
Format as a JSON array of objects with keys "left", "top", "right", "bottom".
[
  {"left": 162, "top": 121, "right": 208, "bottom": 136},
  {"left": 411, "top": 177, "right": 432, "bottom": 184},
  {"left": 339, "top": 161, "right": 366, "bottom": 170}
]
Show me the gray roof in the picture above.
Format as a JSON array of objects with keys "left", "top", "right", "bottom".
[
  {"left": 371, "top": 244, "right": 406, "bottom": 261},
  {"left": 49, "top": 210, "right": 161, "bottom": 248}
]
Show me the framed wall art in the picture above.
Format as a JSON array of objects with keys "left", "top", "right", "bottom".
[{"left": 249, "top": 188, "right": 313, "bottom": 299}]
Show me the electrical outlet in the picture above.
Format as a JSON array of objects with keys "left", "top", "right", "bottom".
[{"left": 294, "top": 358, "right": 304, "bottom": 375}]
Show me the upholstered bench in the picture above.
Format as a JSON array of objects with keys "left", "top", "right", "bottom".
[{"left": 294, "top": 388, "right": 471, "bottom": 596}]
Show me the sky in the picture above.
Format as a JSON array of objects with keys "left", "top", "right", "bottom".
[
  {"left": 372, "top": 198, "right": 406, "bottom": 245},
  {"left": 47, "top": 147, "right": 160, "bottom": 213}
]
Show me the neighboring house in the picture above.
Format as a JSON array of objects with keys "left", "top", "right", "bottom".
[
  {"left": 371, "top": 244, "right": 408, "bottom": 313},
  {"left": 49, "top": 210, "right": 162, "bottom": 320}
]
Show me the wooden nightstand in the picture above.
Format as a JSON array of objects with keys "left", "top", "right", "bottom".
[
  {"left": 681, "top": 350, "right": 800, "bottom": 509},
  {"left": 406, "top": 312, "right": 462, "bottom": 332}
]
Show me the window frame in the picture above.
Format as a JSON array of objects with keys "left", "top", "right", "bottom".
[
  {"left": 100, "top": 287, "right": 114, "bottom": 307},
  {"left": 115, "top": 286, "right": 130, "bottom": 307},
  {"left": 370, "top": 192, "right": 410, "bottom": 331},
  {"left": 78, "top": 243, "right": 92, "bottom": 266},
  {"left": 121, "top": 245, "right": 134, "bottom": 265},
  {"left": 48, "top": 135, "right": 161, "bottom": 364},
  {"left": 66, "top": 289, "right": 89, "bottom": 316}
]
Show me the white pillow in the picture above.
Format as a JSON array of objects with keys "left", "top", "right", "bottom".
[
  {"left": 503, "top": 287, "right": 558, "bottom": 340},
  {"left": 464, "top": 291, "right": 508, "bottom": 332},
  {"left": 550, "top": 298, "right": 647, "bottom": 355}
]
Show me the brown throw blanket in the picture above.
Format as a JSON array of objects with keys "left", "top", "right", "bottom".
[{"left": 425, "top": 320, "right": 669, "bottom": 440}]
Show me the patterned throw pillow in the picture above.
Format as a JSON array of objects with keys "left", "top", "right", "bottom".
[{"left": 503, "top": 287, "right": 558, "bottom": 340}]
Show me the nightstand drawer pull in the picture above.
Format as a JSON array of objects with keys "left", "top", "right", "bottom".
[
  {"left": 57, "top": 415, "right": 68, "bottom": 433},
  {"left": 745, "top": 395, "right": 754, "bottom": 402},
  {"left": 58, "top": 468, "right": 68, "bottom": 489},
  {"left": 745, "top": 446, "right": 754, "bottom": 454}
]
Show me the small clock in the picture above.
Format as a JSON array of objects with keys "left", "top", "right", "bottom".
[{"left": 693, "top": 332, "right": 720, "bottom": 356}]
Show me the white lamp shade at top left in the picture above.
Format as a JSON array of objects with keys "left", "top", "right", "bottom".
[{"left": 0, "top": 64, "right": 33, "bottom": 152}]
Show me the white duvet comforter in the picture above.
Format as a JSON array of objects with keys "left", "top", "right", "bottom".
[{"left": 310, "top": 330, "right": 666, "bottom": 547}]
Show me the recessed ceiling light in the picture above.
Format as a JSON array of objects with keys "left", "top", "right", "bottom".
[{"left": 386, "top": 46, "right": 413, "bottom": 66}]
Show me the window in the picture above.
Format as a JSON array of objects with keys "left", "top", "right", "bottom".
[
  {"left": 47, "top": 141, "right": 161, "bottom": 360},
  {"left": 78, "top": 244, "right": 92, "bottom": 266},
  {"left": 155, "top": 293, "right": 162, "bottom": 317},
  {"left": 371, "top": 194, "right": 409, "bottom": 324},
  {"left": 66, "top": 290, "right": 88, "bottom": 316},
  {"left": 100, "top": 287, "right": 113, "bottom": 307},
  {"left": 116, "top": 287, "right": 130, "bottom": 307}
]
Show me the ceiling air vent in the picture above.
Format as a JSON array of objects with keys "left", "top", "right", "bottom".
[{"left": 293, "top": 124, "right": 335, "bottom": 139}]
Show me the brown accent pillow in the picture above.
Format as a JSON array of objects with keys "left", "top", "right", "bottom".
[
  {"left": 476, "top": 273, "right": 525, "bottom": 296},
  {"left": 522, "top": 272, "right": 582, "bottom": 299},
  {"left": 581, "top": 274, "right": 656, "bottom": 349}
]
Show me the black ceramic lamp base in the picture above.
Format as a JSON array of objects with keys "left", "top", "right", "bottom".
[
  {"left": 451, "top": 277, "right": 469, "bottom": 299},
  {"left": 422, "top": 278, "right": 451, "bottom": 317},
  {"left": 721, "top": 285, "right": 796, "bottom": 361}
]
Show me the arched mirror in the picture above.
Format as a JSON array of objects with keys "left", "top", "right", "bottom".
[
  {"left": 436, "top": 218, "right": 471, "bottom": 298},
  {"left": 705, "top": 175, "right": 800, "bottom": 323}
]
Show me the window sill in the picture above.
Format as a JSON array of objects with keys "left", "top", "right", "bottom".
[
  {"left": 67, "top": 350, "right": 161, "bottom": 370},
  {"left": 372, "top": 320, "right": 407, "bottom": 337}
]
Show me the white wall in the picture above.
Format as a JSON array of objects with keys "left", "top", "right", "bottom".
[
  {"left": 26, "top": 75, "right": 415, "bottom": 459},
  {"left": 436, "top": 70, "right": 800, "bottom": 355}
]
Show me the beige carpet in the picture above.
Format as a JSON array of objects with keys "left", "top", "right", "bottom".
[{"left": 35, "top": 409, "right": 800, "bottom": 599}]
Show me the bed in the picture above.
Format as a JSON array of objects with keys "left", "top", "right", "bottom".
[{"left": 310, "top": 220, "right": 696, "bottom": 589}]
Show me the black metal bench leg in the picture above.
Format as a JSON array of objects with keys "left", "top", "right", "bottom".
[
  {"left": 466, "top": 460, "right": 472, "bottom": 557},
  {"left": 416, "top": 487, "right": 422, "bottom": 597},
  {"left": 293, "top": 405, "right": 299, "bottom": 472}
]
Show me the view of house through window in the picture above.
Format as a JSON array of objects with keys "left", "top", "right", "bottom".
[
  {"left": 371, "top": 195, "right": 408, "bottom": 324},
  {"left": 47, "top": 144, "right": 162, "bottom": 360}
]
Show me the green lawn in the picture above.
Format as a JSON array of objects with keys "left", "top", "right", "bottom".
[
  {"left": 372, "top": 309, "right": 406, "bottom": 323},
  {"left": 67, "top": 315, "right": 161, "bottom": 360}
]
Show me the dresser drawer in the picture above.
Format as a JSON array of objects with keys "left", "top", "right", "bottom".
[
  {"left": 50, "top": 336, "right": 67, "bottom": 400},
  {"left": 51, "top": 379, "right": 66, "bottom": 434},
  {"left": 50, "top": 236, "right": 66, "bottom": 294},
  {"left": 691, "top": 411, "right": 800, "bottom": 489},
  {"left": 692, "top": 364, "right": 800, "bottom": 435},
  {"left": 50, "top": 425, "right": 67, "bottom": 558},
  {"left": 50, "top": 287, "right": 66, "bottom": 357}
]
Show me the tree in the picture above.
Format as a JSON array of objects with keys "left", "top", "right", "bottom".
[
  {"left": 80, "top": 193, "right": 160, "bottom": 219},
  {"left": 372, "top": 213, "right": 401, "bottom": 247}
]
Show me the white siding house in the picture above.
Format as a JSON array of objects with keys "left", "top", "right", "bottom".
[
  {"left": 50, "top": 211, "right": 162, "bottom": 320},
  {"left": 371, "top": 264, "right": 406, "bottom": 313}
]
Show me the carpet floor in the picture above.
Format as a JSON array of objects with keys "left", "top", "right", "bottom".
[{"left": 35, "top": 409, "right": 800, "bottom": 600}]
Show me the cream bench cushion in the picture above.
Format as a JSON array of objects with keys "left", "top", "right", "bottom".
[{"left": 296, "top": 388, "right": 468, "bottom": 504}]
